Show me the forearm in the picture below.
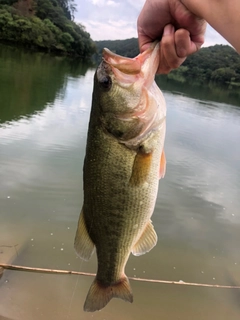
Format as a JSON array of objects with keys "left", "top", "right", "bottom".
[{"left": 181, "top": 0, "right": 240, "bottom": 52}]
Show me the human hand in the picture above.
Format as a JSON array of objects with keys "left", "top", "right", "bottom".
[{"left": 137, "top": 0, "right": 207, "bottom": 73}]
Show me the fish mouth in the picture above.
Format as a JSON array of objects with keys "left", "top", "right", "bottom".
[
  {"left": 98, "top": 59, "right": 112, "bottom": 77},
  {"left": 100, "top": 57, "right": 141, "bottom": 87},
  {"left": 101, "top": 42, "right": 159, "bottom": 88},
  {"left": 102, "top": 41, "right": 158, "bottom": 75},
  {"left": 102, "top": 48, "right": 142, "bottom": 75}
]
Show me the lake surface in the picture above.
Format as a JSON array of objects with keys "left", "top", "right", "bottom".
[{"left": 0, "top": 44, "right": 240, "bottom": 320}]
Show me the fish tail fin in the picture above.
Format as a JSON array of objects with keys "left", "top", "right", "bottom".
[{"left": 84, "top": 276, "right": 133, "bottom": 312}]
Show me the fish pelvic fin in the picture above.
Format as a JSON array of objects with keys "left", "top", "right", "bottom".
[
  {"left": 74, "top": 209, "right": 95, "bottom": 261},
  {"left": 84, "top": 276, "right": 133, "bottom": 312},
  {"left": 132, "top": 220, "right": 158, "bottom": 256}
]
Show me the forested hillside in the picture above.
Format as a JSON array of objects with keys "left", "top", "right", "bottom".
[
  {"left": 94, "top": 38, "right": 139, "bottom": 62},
  {"left": 171, "top": 44, "right": 240, "bottom": 85},
  {"left": 95, "top": 39, "right": 240, "bottom": 85},
  {"left": 0, "top": 0, "right": 96, "bottom": 57}
]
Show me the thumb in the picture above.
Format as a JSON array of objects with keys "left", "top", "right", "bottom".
[{"left": 162, "top": 24, "right": 175, "bottom": 37}]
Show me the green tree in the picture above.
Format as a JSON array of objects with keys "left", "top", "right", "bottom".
[
  {"left": 0, "top": 0, "right": 96, "bottom": 58},
  {"left": 211, "top": 67, "right": 236, "bottom": 84}
]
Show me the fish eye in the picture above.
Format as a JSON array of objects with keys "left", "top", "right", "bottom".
[{"left": 99, "top": 75, "right": 112, "bottom": 90}]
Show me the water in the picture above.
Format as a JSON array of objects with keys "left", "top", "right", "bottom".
[{"left": 0, "top": 44, "right": 240, "bottom": 320}]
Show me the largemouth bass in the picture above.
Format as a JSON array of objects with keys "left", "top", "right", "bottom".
[{"left": 74, "top": 42, "right": 166, "bottom": 312}]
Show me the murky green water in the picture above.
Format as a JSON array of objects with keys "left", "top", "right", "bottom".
[{"left": 0, "top": 44, "right": 240, "bottom": 320}]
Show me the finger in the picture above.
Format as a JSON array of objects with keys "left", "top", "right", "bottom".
[
  {"left": 137, "top": 21, "right": 161, "bottom": 53},
  {"left": 158, "top": 24, "right": 186, "bottom": 74},
  {"left": 175, "top": 28, "right": 191, "bottom": 57},
  {"left": 175, "top": 28, "right": 202, "bottom": 57},
  {"left": 137, "top": 29, "right": 152, "bottom": 53},
  {"left": 137, "top": 10, "right": 154, "bottom": 53},
  {"left": 188, "top": 20, "right": 207, "bottom": 50}
]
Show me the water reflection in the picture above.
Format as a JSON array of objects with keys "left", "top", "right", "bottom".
[
  {"left": 1, "top": 44, "right": 240, "bottom": 320},
  {"left": 0, "top": 44, "right": 92, "bottom": 124},
  {"left": 156, "top": 75, "right": 240, "bottom": 107}
]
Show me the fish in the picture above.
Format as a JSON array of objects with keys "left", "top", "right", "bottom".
[{"left": 74, "top": 42, "right": 166, "bottom": 312}]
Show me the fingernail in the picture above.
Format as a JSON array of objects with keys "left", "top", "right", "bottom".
[{"left": 163, "top": 24, "right": 174, "bottom": 36}]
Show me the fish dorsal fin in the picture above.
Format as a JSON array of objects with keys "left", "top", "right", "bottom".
[
  {"left": 74, "top": 209, "right": 95, "bottom": 261},
  {"left": 132, "top": 220, "right": 158, "bottom": 256}
]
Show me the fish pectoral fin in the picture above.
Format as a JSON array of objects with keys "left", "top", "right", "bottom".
[
  {"left": 74, "top": 209, "right": 95, "bottom": 261},
  {"left": 129, "top": 151, "right": 153, "bottom": 186},
  {"left": 132, "top": 220, "right": 158, "bottom": 256},
  {"left": 159, "top": 149, "right": 166, "bottom": 179},
  {"left": 84, "top": 276, "right": 133, "bottom": 312}
]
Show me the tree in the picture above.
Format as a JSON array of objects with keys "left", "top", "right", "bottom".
[
  {"left": 211, "top": 67, "right": 236, "bottom": 84},
  {"left": 0, "top": 0, "right": 96, "bottom": 58}
]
